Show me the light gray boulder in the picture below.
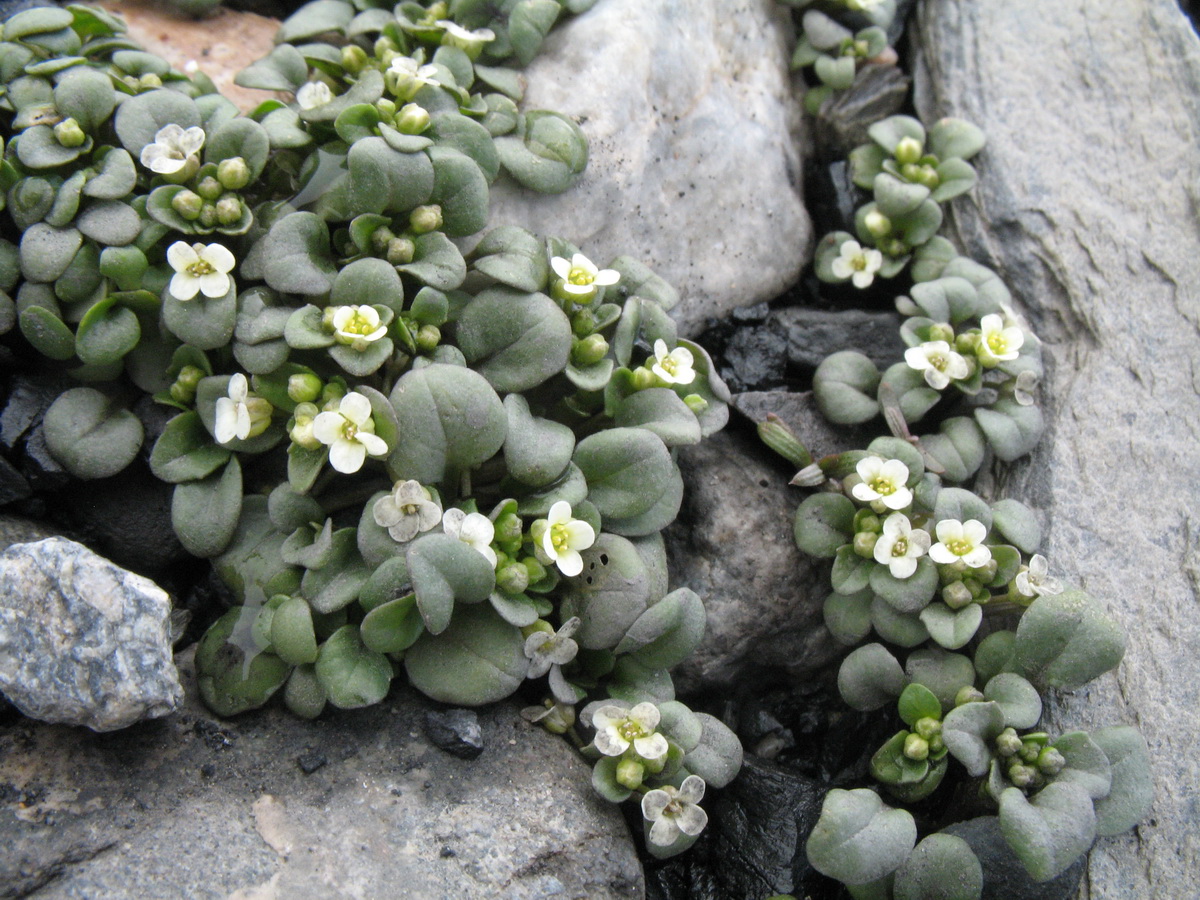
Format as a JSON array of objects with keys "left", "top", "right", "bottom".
[
  {"left": 486, "top": 0, "right": 812, "bottom": 337},
  {"left": 0, "top": 537, "right": 182, "bottom": 731},
  {"left": 914, "top": 2, "right": 1200, "bottom": 895}
]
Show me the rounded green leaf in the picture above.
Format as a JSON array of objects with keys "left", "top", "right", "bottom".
[
  {"left": 360, "top": 594, "right": 424, "bottom": 655},
  {"left": 942, "top": 701, "right": 1004, "bottom": 776},
  {"left": 838, "top": 643, "right": 908, "bottom": 711},
  {"left": 171, "top": 456, "right": 242, "bottom": 558},
  {"left": 470, "top": 225, "right": 548, "bottom": 291},
  {"left": 75, "top": 296, "right": 140, "bottom": 365},
  {"left": 870, "top": 596, "right": 928, "bottom": 648},
  {"left": 983, "top": 673, "right": 1042, "bottom": 729},
  {"left": 921, "top": 417, "right": 987, "bottom": 483},
  {"left": 113, "top": 88, "right": 200, "bottom": 159},
  {"left": 990, "top": 499, "right": 1042, "bottom": 556},
  {"left": 456, "top": 286, "right": 572, "bottom": 392},
  {"left": 615, "top": 586, "right": 705, "bottom": 669},
  {"left": 998, "top": 782, "right": 1095, "bottom": 883},
  {"left": 1014, "top": 588, "right": 1126, "bottom": 690},
  {"left": 407, "top": 532, "right": 497, "bottom": 635},
  {"left": 974, "top": 399, "right": 1044, "bottom": 462},
  {"left": 42, "top": 387, "right": 143, "bottom": 480},
  {"left": 682, "top": 712, "right": 743, "bottom": 789},
  {"left": 404, "top": 602, "right": 528, "bottom": 705},
  {"left": 271, "top": 595, "right": 319, "bottom": 666},
  {"left": 564, "top": 533, "right": 652, "bottom": 650},
  {"left": 824, "top": 588, "right": 873, "bottom": 645},
  {"left": 347, "top": 137, "right": 434, "bottom": 214},
  {"left": 315, "top": 624, "right": 392, "bottom": 710},
  {"left": 872, "top": 556, "right": 938, "bottom": 613},
  {"left": 806, "top": 788, "right": 917, "bottom": 886},
  {"left": 813, "top": 351, "right": 881, "bottom": 424},
  {"left": 932, "top": 487, "right": 993, "bottom": 532},
  {"left": 150, "top": 410, "right": 230, "bottom": 483},
  {"left": 502, "top": 393, "right": 573, "bottom": 487},
  {"left": 894, "top": 834, "right": 983, "bottom": 900},
  {"left": 196, "top": 606, "right": 290, "bottom": 717},
  {"left": 1091, "top": 726, "right": 1154, "bottom": 837},
  {"left": 614, "top": 388, "right": 702, "bottom": 447},
  {"left": 573, "top": 427, "right": 681, "bottom": 528},
  {"left": 919, "top": 602, "right": 983, "bottom": 650},
  {"left": 973, "top": 630, "right": 1017, "bottom": 685},
  {"left": 793, "top": 492, "right": 855, "bottom": 558},
  {"left": 898, "top": 683, "right": 942, "bottom": 727},
  {"left": 19, "top": 305, "right": 76, "bottom": 360},
  {"left": 1051, "top": 731, "right": 1113, "bottom": 800},
  {"left": 495, "top": 110, "right": 588, "bottom": 194}
]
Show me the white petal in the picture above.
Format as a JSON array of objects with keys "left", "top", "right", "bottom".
[
  {"left": 441, "top": 507, "right": 466, "bottom": 538},
  {"left": 214, "top": 398, "right": 237, "bottom": 444},
  {"left": 880, "top": 459, "right": 909, "bottom": 483},
  {"left": 373, "top": 496, "right": 403, "bottom": 528},
  {"left": 882, "top": 485, "right": 913, "bottom": 510},
  {"left": 963, "top": 520, "right": 989, "bottom": 544},
  {"left": 679, "top": 775, "right": 707, "bottom": 804},
  {"left": 964, "top": 545, "right": 992, "bottom": 568},
  {"left": 928, "top": 544, "right": 957, "bottom": 565},
  {"left": 556, "top": 549, "right": 583, "bottom": 577},
  {"left": 874, "top": 536, "right": 897, "bottom": 567},
  {"left": 593, "top": 728, "right": 629, "bottom": 757},
  {"left": 179, "top": 126, "right": 206, "bottom": 156},
  {"left": 676, "top": 803, "right": 708, "bottom": 837},
  {"left": 923, "top": 367, "right": 951, "bottom": 390},
  {"left": 461, "top": 513, "right": 495, "bottom": 547},
  {"left": 329, "top": 438, "right": 366, "bottom": 474},
  {"left": 909, "top": 529, "right": 932, "bottom": 552},
  {"left": 641, "top": 789, "right": 671, "bottom": 821},
  {"left": 653, "top": 339, "right": 669, "bottom": 362},
  {"left": 312, "top": 411, "right": 344, "bottom": 445},
  {"left": 634, "top": 733, "right": 669, "bottom": 761},
  {"left": 168, "top": 272, "right": 199, "bottom": 301},
  {"left": 547, "top": 500, "right": 571, "bottom": 526},
  {"left": 524, "top": 631, "right": 552, "bottom": 657},
  {"left": 888, "top": 556, "right": 918, "bottom": 579},
  {"left": 560, "top": 281, "right": 596, "bottom": 296},
  {"left": 881, "top": 513, "right": 910, "bottom": 538},
  {"left": 904, "top": 347, "right": 930, "bottom": 370},
  {"left": 167, "top": 241, "right": 199, "bottom": 272},
  {"left": 851, "top": 270, "right": 874, "bottom": 289},
  {"left": 591, "top": 706, "right": 626, "bottom": 730},
  {"left": 831, "top": 257, "right": 854, "bottom": 279},
  {"left": 340, "top": 392, "right": 373, "bottom": 426},
  {"left": 593, "top": 268, "right": 620, "bottom": 286},
  {"left": 198, "top": 272, "right": 230, "bottom": 299},
  {"left": 629, "top": 702, "right": 661, "bottom": 730},
  {"left": 936, "top": 520, "right": 965, "bottom": 543},
  {"left": 648, "top": 816, "right": 681, "bottom": 847},
  {"left": 356, "top": 432, "right": 389, "bottom": 457},
  {"left": 564, "top": 519, "right": 595, "bottom": 551},
  {"left": 852, "top": 482, "right": 879, "bottom": 503},
  {"left": 228, "top": 373, "right": 248, "bottom": 402},
  {"left": 203, "top": 243, "right": 236, "bottom": 274},
  {"left": 550, "top": 256, "right": 572, "bottom": 280},
  {"left": 416, "top": 501, "right": 442, "bottom": 531},
  {"left": 839, "top": 240, "right": 862, "bottom": 257}
]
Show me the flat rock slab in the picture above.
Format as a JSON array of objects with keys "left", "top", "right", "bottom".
[
  {"left": 0, "top": 651, "right": 643, "bottom": 900},
  {"left": 486, "top": 0, "right": 812, "bottom": 337},
  {"left": 915, "top": 2, "right": 1200, "bottom": 895}
]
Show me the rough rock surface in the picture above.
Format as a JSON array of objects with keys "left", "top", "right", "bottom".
[
  {"left": 0, "top": 537, "right": 182, "bottom": 731},
  {"left": 0, "top": 650, "right": 643, "bottom": 900},
  {"left": 914, "top": 2, "right": 1200, "bottom": 896},
  {"left": 486, "top": 0, "right": 812, "bottom": 337}
]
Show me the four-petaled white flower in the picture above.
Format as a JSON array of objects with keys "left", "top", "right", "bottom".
[
  {"left": 642, "top": 775, "right": 708, "bottom": 847},
  {"left": 650, "top": 339, "right": 696, "bottom": 386},
  {"left": 331, "top": 305, "right": 388, "bottom": 350},
  {"left": 904, "top": 340, "right": 971, "bottom": 390},
  {"left": 550, "top": 253, "right": 620, "bottom": 296},
  {"left": 976, "top": 313, "right": 1025, "bottom": 367},
  {"left": 1014, "top": 554, "right": 1063, "bottom": 599},
  {"left": 592, "top": 702, "right": 669, "bottom": 760},
  {"left": 873, "top": 513, "right": 931, "bottom": 579},
  {"left": 524, "top": 617, "right": 581, "bottom": 679},
  {"left": 441, "top": 507, "right": 497, "bottom": 567},
  {"left": 214, "top": 373, "right": 252, "bottom": 444},
  {"left": 388, "top": 56, "right": 440, "bottom": 92},
  {"left": 296, "top": 81, "right": 333, "bottom": 110},
  {"left": 140, "top": 123, "right": 205, "bottom": 174},
  {"left": 373, "top": 480, "right": 441, "bottom": 543},
  {"left": 312, "top": 392, "right": 388, "bottom": 474},
  {"left": 541, "top": 501, "right": 595, "bottom": 577},
  {"left": 852, "top": 457, "right": 912, "bottom": 510},
  {"left": 929, "top": 518, "right": 992, "bottom": 568},
  {"left": 167, "top": 241, "right": 235, "bottom": 301},
  {"left": 831, "top": 239, "right": 884, "bottom": 289}
]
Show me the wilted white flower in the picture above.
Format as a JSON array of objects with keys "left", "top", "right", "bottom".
[
  {"left": 929, "top": 519, "right": 992, "bottom": 568},
  {"left": 851, "top": 457, "right": 912, "bottom": 511},
  {"left": 976, "top": 313, "right": 1025, "bottom": 367},
  {"left": 642, "top": 775, "right": 708, "bottom": 847},
  {"left": 540, "top": 501, "right": 595, "bottom": 577},
  {"left": 650, "top": 339, "right": 696, "bottom": 386},
  {"left": 388, "top": 56, "right": 440, "bottom": 98},
  {"left": 524, "top": 617, "right": 581, "bottom": 679},
  {"left": 140, "top": 123, "right": 205, "bottom": 174},
  {"left": 831, "top": 239, "right": 884, "bottom": 288},
  {"left": 442, "top": 507, "right": 497, "bottom": 567},
  {"left": 873, "top": 513, "right": 931, "bottom": 579},
  {"left": 592, "top": 702, "right": 669, "bottom": 760},
  {"left": 296, "top": 80, "right": 333, "bottom": 110},
  {"left": 373, "top": 480, "right": 441, "bottom": 543},
  {"left": 312, "top": 392, "right": 388, "bottom": 474},
  {"left": 550, "top": 253, "right": 620, "bottom": 296},
  {"left": 214, "top": 373, "right": 251, "bottom": 444},
  {"left": 1014, "top": 554, "right": 1063, "bottom": 598},
  {"left": 436, "top": 19, "right": 496, "bottom": 57},
  {"left": 167, "top": 241, "right": 235, "bottom": 301},
  {"left": 904, "top": 340, "right": 971, "bottom": 390}
]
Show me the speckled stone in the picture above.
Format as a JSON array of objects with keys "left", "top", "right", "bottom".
[{"left": 0, "top": 537, "right": 182, "bottom": 731}]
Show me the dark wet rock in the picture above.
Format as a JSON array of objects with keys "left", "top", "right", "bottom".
[
  {"left": 0, "top": 453, "right": 29, "bottom": 506},
  {"left": 720, "top": 317, "right": 790, "bottom": 392},
  {"left": 805, "top": 159, "right": 867, "bottom": 237},
  {"left": 0, "top": 374, "right": 71, "bottom": 451},
  {"left": 0, "top": 512, "right": 60, "bottom": 551},
  {"left": 295, "top": 751, "right": 327, "bottom": 775},
  {"left": 815, "top": 64, "right": 912, "bottom": 161},
  {"left": 943, "top": 817, "right": 1084, "bottom": 900},
  {"left": 772, "top": 306, "right": 906, "bottom": 371},
  {"left": 732, "top": 389, "right": 870, "bottom": 459},
  {"left": 423, "top": 708, "right": 485, "bottom": 760},
  {"left": 0, "top": 537, "right": 182, "bottom": 731}
]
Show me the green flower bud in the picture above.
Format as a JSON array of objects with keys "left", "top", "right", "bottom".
[
  {"left": 942, "top": 580, "right": 974, "bottom": 610},
  {"left": 171, "top": 189, "right": 205, "bottom": 221},
  {"left": 880, "top": 237, "right": 908, "bottom": 258},
  {"left": 416, "top": 324, "right": 441, "bottom": 353},
  {"left": 995, "top": 727, "right": 1023, "bottom": 757},
  {"left": 395, "top": 103, "right": 430, "bottom": 134},
  {"left": 529, "top": 518, "right": 548, "bottom": 547},
  {"left": 217, "top": 157, "right": 251, "bottom": 191},
  {"left": 139, "top": 73, "right": 163, "bottom": 90},
  {"left": 571, "top": 334, "right": 609, "bottom": 367},
  {"left": 494, "top": 511, "right": 523, "bottom": 545},
  {"left": 916, "top": 165, "right": 940, "bottom": 189},
  {"left": 615, "top": 757, "right": 645, "bottom": 790},
  {"left": 169, "top": 364, "right": 205, "bottom": 404},
  {"left": 894, "top": 136, "right": 923, "bottom": 166},
  {"left": 321, "top": 306, "right": 338, "bottom": 332},
  {"left": 215, "top": 194, "right": 242, "bottom": 226},
  {"left": 914, "top": 717, "right": 942, "bottom": 741},
  {"left": 852, "top": 530, "right": 879, "bottom": 559},
  {"left": 955, "top": 685, "right": 985, "bottom": 707},
  {"left": 497, "top": 561, "right": 530, "bottom": 595},
  {"left": 341, "top": 43, "right": 368, "bottom": 74},
  {"left": 53, "top": 117, "right": 86, "bottom": 148},
  {"left": 973, "top": 559, "right": 999, "bottom": 583},
  {"left": 927, "top": 735, "right": 945, "bottom": 755},
  {"left": 928, "top": 323, "right": 955, "bottom": 344},
  {"left": 197, "top": 176, "right": 223, "bottom": 202},
  {"left": 387, "top": 237, "right": 415, "bottom": 265},
  {"left": 853, "top": 509, "right": 882, "bottom": 534},
  {"left": 683, "top": 394, "right": 709, "bottom": 416},
  {"left": 521, "top": 556, "right": 548, "bottom": 585},
  {"left": 955, "top": 332, "right": 980, "bottom": 355},
  {"left": 630, "top": 367, "right": 656, "bottom": 392},
  {"left": 903, "top": 733, "right": 930, "bottom": 761},
  {"left": 374, "top": 36, "right": 398, "bottom": 59},
  {"left": 520, "top": 619, "right": 554, "bottom": 639},
  {"left": 643, "top": 752, "right": 666, "bottom": 775},
  {"left": 571, "top": 309, "right": 596, "bottom": 338},
  {"left": 375, "top": 98, "right": 398, "bottom": 119},
  {"left": 197, "top": 204, "right": 218, "bottom": 229},
  {"left": 757, "top": 415, "right": 812, "bottom": 468},
  {"left": 1008, "top": 763, "right": 1036, "bottom": 789},
  {"left": 863, "top": 208, "right": 892, "bottom": 238},
  {"left": 321, "top": 382, "right": 346, "bottom": 407},
  {"left": 1037, "top": 747, "right": 1066, "bottom": 776},
  {"left": 537, "top": 702, "right": 574, "bottom": 734},
  {"left": 288, "top": 373, "right": 324, "bottom": 404},
  {"left": 370, "top": 226, "right": 396, "bottom": 255},
  {"left": 1019, "top": 740, "right": 1042, "bottom": 763},
  {"left": 900, "top": 162, "right": 924, "bottom": 183},
  {"left": 409, "top": 204, "right": 443, "bottom": 235}
]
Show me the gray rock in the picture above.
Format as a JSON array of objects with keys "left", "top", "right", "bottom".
[
  {"left": 0, "top": 537, "right": 182, "bottom": 731},
  {"left": 423, "top": 708, "right": 484, "bottom": 760},
  {"left": 665, "top": 426, "right": 840, "bottom": 694},
  {"left": 732, "top": 389, "right": 870, "bottom": 458},
  {"left": 721, "top": 316, "right": 790, "bottom": 392},
  {"left": 771, "top": 306, "right": 906, "bottom": 371},
  {"left": 0, "top": 650, "right": 644, "bottom": 900},
  {"left": 815, "top": 64, "right": 912, "bottom": 160},
  {"left": 0, "top": 513, "right": 60, "bottom": 552},
  {"left": 914, "top": 2, "right": 1200, "bottom": 895},
  {"left": 943, "top": 818, "right": 1083, "bottom": 900},
  {"left": 485, "top": 0, "right": 812, "bottom": 337}
]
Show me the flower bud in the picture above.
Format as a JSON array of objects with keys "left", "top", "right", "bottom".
[
  {"left": 290, "top": 403, "right": 321, "bottom": 449},
  {"left": 215, "top": 156, "right": 250, "bottom": 191},
  {"left": 169, "top": 365, "right": 205, "bottom": 404},
  {"left": 171, "top": 189, "right": 205, "bottom": 221},
  {"left": 369, "top": 226, "right": 396, "bottom": 255},
  {"left": 630, "top": 367, "right": 656, "bottom": 392},
  {"left": 955, "top": 685, "right": 985, "bottom": 707},
  {"left": 914, "top": 717, "right": 942, "bottom": 741},
  {"left": 197, "top": 204, "right": 218, "bottom": 229},
  {"left": 853, "top": 531, "right": 879, "bottom": 559},
  {"left": 973, "top": 559, "right": 998, "bottom": 582},
  {"left": 395, "top": 103, "right": 430, "bottom": 134},
  {"left": 755, "top": 415, "right": 810, "bottom": 468},
  {"left": 320, "top": 306, "right": 338, "bottom": 332},
  {"left": 494, "top": 511, "right": 523, "bottom": 545},
  {"left": 863, "top": 208, "right": 892, "bottom": 238},
  {"left": 571, "top": 334, "right": 609, "bottom": 367},
  {"left": 571, "top": 309, "right": 596, "bottom": 338},
  {"left": 521, "top": 556, "right": 548, "bottom": 585},
  {"left": 928, "top": 323, "right": 955, "bottom": 344},
  {"left": 683, "top": 394, "right": 709, "bottom": 416},
  {"left": 1019, "top": 740, "right": 1042, "bottom": 763},
  {"left": 197, "top": 175, "right": 223, "bottom": 201},
  {"left": 374, "top": 36, "right": 398, "bottom": 59},
  {"left": 244, "top": 397, "right": 274, "bottom": 439},
  {"left": 955, "top": 332, "right": 979, "bottom": 355},
  {"left": 496, "top": 561, "right": 530, "bottom": 595},
  {"left": 1008, "top": 763, "right": 1036, "bottom": 789},
  {"left": 903, "top": 733, "right": 929, "bottom": 761},
  {"left": 615, "top": 757, "right": 645, "bottom": 790},
  {"left": 387, "top": 236, "right": 415, "bottom": 265},
  {"left": 529, "top": 518, "right": 548, "bottom": 547},
  {"left": 995, "top": 727, "right": 1023, "bottom": 757},
  {"left": 53, "top": 117, "right": 86, "bottom": 148},
  {"left": 538, "top": 702, "right": 574, "bottom": 734},
  {"left": 1037, "top": 747, "right": 1066, "bottom": 776},
  {"left": 321, "top": 382, "right": 346, "bottom": 407},
  {"left": 341, "top": 43, "right": 368, "bottom": 74},
  {"left": 416, "top": 324, "right": 441, "bottom": 353},
  {"left": 409, "top": 204, "right": 443, "bottom": 235},
  {"left": 894, "top": 136, "right": 923, "bottom": 166},
  {"left": 916, "top": 165, "right": 940, "bottom": 189},
  {"left": 288, "top": 373, "right": 324, "bottom": 404},
  {"left": 927, "top": 735, "right": 945, "bottom": 755},
  {"left": 215, "top": 194, "right": 242, "bottom": 225},
  {"left": 900, "top": 162, "right": 924, "bottom": 183},
  {"left": 942, "top": 580, "right": 974, "bottom": 610},
  {"left": 139, "top": 73, "right": 163, "bottom": 90}
]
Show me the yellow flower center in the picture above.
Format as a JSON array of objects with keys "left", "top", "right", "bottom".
[
  {"left": 947, "top": 538, "right": 972, "bottom": 556},
  {"left": 567, "top": 266, "right": 595, "bottom": 286},
  {"left": 550, "top": 521, "right": 573, "bottom": 553},
  {"left": 187, "top": 259, "right": 215, "bottom": 277},
  {"left": 659, "top": 355, "right": 680, "bottom": 376},
  {"left": 987, "top": 333, "right": 1008, "bottom": 354},
  {"left": 892, "top": 538, "right": 908, "bottom": 557},
  {"left": 343, "top": 312, "right": 377, "bottom": 335},
  {"left": 870, "top": 477, "right": 896, "bottom": 495},
  {"left": 850, "top": 253, "right": 869, "bottom": 272},
  {"left": 619, "top": 721, "right": 647, "bottom": 741},
  {"left": 341, "top": 421, "right": 358, "bottom": 441},
  {"left": 930, "top": 352, "right": 949, "bottom": 372}
]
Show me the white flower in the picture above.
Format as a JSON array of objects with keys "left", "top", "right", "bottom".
[
  {"left": 1013, "top": 370, "right": 1039, "bottom": 407},
  {"left": 436, "top": 19, "right": 496, "bottom": 50},
  {"left": 851, "top": 457, "right": 912, "bottom": 511},
  {"left": 540, "top": 501, "right": 595, "bottom": 577},
  {"left": 592, "top": 702, "right": 669, "bottom": 760},
  {"left": 830, "top": 240, "right": 884, "bottom": 289},
  {"left": 550, "top": 253, "right": 620, "bottom": 296},
  {"left": 441, "top": 507, "right": 497, "bottom": 567},
  {"left": 1014, "top": 554, "right": 1063, "bottom": 599},
  {"left": 388, "top": 56, "right": 440, "bottom": 97},
  {"left": 296, "top": 81, "right": 333, "bottom": 110},
  {"left": 373, "top": 480, "right": 441, "bottom": 543},
  {"left": 904, "top": 340, "right": 971, "bottom": 390},
  {"left": 524, "top": 617, "right": 581, "bottom": 679},
  {"left": 873, "top": 513, "right": 931, "bottom": 579},
  {"left": 214, "top": 373, "right": 251, "bottom": 444},
  {"left": 976, "top": 313, "right": 1025, "bottom": 367},
  {"left": 140, "top": 123, "right": 205, "bottom": 174},
  {"left": 330, "top": 305, "right": 388, "bottom": 350},
  {"left": 929, "top": 519, "right": 992, "bottom": 568},
  {"left": 650, "top": 339, "right": 696, "bottom": 386},
  {"left": 167, "top": 241, "right": 235, "bottom": 301},
  {"left": 311, "top": 392, "right": 388, "bottom": 474},
  {"left": 642, "top": 775, "right": 708, "bottom": 847}
]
